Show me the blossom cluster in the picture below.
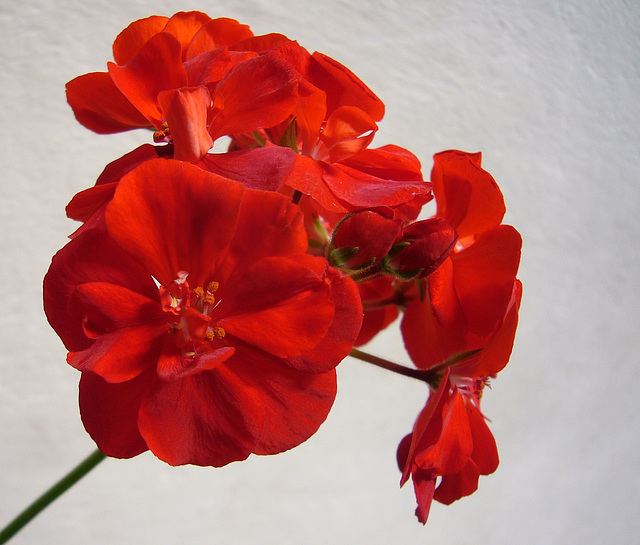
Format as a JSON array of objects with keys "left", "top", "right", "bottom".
[{"left": 44, "top": 11, "right": 521, "bottom": 524}]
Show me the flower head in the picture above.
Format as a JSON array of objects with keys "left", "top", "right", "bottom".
[{"left": 44, "top": 159, "right": 362, "bottom": 466}]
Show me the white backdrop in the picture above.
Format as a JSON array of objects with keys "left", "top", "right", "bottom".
[{"left": 1, "top": 1, "right": 639, "bottom": 543}]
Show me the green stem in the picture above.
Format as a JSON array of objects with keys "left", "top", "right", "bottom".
[
  {"left": 0, "top": 449, "right": 106, "bottom": 544},
  {"left": 349, "top": 348, "right": 437, "bottom": 385}
]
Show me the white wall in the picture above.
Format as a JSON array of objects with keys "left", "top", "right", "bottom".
[{"left": 1, "top": 1, "right": 638, "bottom": 543}]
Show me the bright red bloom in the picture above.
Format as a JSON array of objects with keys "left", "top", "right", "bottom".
[
  {"left": 44, "top": 159, "right": 362, "bottom": 466},
  {"left": 396, "top": 150, "right": 522, "bottom": 523},
  {"left": 397, "top": 370, "right": 500, "bottom": 524},
  {"left": 401, "top": 150, "right": 522, "bottom": 374},
  {"left": 228, "top": 37, "right": 432, "bottom": 217},
  {"left": 66, "top": 12, "right": 298, "bottom": 162}
]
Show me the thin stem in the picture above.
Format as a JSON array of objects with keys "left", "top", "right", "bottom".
[
  {"left": 0, "top": 449, "right": 106, "bottom": 544},
  {"left": 349, "top": 348, "right": 437, "bottom": 385}
]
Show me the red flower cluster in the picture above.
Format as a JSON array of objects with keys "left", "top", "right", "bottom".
[{"left": 45, "top": 11, "right": 521, "bottom": 523}]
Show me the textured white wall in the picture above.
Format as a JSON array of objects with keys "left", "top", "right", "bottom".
[{"left": 1, "top": 1, "right": 639, "bottom": 543}]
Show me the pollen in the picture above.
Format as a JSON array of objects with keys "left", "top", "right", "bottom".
[
  {"left": 153, "top": 121, "right": 171, "bottom": 143},
  {"left": 205, "top": 326, "right": 226, "bottom": 341},
  {"left": 207, "top": 281, "right": 219, "bottom": 293},
  {"left": 192, "top": 286, "right": 204, "bottom": 298}
]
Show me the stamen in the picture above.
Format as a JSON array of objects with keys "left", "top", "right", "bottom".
[
  {"left": 192, "top": 286, "right": 204, "bottom": 298},
  {"left": 207, "top": 281, "right": 219, "bottom": 293}
]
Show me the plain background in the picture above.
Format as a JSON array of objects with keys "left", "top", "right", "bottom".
[{"left": 1, "top": 1, "right": 639, "bottom": 543}]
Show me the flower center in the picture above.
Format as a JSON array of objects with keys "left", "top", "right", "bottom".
[{"left": 159, "top": 272, "right": 226, "bottom": 351}]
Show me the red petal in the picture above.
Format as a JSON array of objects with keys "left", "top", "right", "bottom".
[
  {"left": 105, "top": 159, "right": 245, "bottom": 286},
  {"left": 162, "top": 11, "right": 212, "bottom": 59},
  {"left": 184, "top": 47, "right": 257, "bottom": 88},
  {"left": 108, "top": 33, "right": 187, "bottom": 127},
  {"left": 433, "top": 461, "right": 480, "bottom": 505},
  {"left": 112, "top": 15, "right": 169, "bottom": 65},
  {"left": 186, "top": 17, "right": 254, "bottom": 59},
  {"left": 138, "top": 367, "right": 264, "bottom": 466},
  {"left": 44, "top": 229, "right": 158, "bottom": 353},
  {"left": 454, "top": 280, "right": 522, "bottom": 377},
  {"left": 320, "top": 106, "right": 378, "bottom": 163},
  {"left": 68, "top": 325, "right": 165, "bottom": 383},
  {"left": 66, "top": 144, "right": 159, "bottom": 222},
  {"left": 309, "top": 52, "right": 385, "bottom": 122},
  {"left": 432, "top": 150, "right": 505, "bottom": 239},
  {"left": 197, "top": 146, "right": 297, "bottom": 192},
  {"left": 211, "top": 185, "right": 307, "bottom": 284},
  {"left": 287, "top": 156, "right": 347, "bottom": 213},
  {"left": 413, "top": 474, "right": 436, "bottom": 524},
  {"left": 227, "top": 347, "right": 337, "bottom": 455},
  {"left": 79, "top": 369, "right": 153, "bottom": 458},
  {"left": 452, "top": 225, "right": 522, "bottom": 336},
  {"left": 324, "top": 163, "right": 431, "bottom": 211},
  {"left": 66, "top": 72, "right": 151, "bottom": 133},
  {"left": 415, "top": 388, "right": 473, "bottom": 475},
  {"left": 284, "top": 256, "right": 363, "bottom": 372},
  {"left": 467, "top": 404, "right": 499, "bottom": 475},
  {"left": 216, "top": 256, "right": 334, "bottom": 358},
  {"left": 157, "top": 86, "right": 213, "bottom": 162},
  {"left": 157, "top": 341, "right": 235, "bottom": 381},
  {"left": 208, "top": 53, "right": 298, "bottom": 140}
]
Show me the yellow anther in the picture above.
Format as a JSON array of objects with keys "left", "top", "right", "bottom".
[
  {"left": 207, "top": 281, "right": 219, "bottom": 293},
  {"left": 192, "top": 286, "right": 204, "bottom": 297},
  {"left": 204, "top": 293, "right": 216, "bottom": 305},
  {"left": 205, "top": 326, "right": 225, "bottom": 341}
]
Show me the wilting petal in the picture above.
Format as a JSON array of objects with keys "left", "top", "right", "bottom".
[{"left": 66, "top": 72, "right": 151, "bottom": 133}]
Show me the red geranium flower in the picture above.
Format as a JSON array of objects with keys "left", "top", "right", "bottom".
[
  {"left": 44, "top": 159, "right": 362, "bottom": 466},
  {"left": 227, "top": 37, "right": 432, "bottom": 218},
  {"left": 397, "top": 370, "right": 500, "bottom": 524},
  {"left": 66, "top": 12, "right": 298, "bottom": 162}
]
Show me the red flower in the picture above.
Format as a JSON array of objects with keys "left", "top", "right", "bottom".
[
  {"left": 228, "top": 37, "right": 432, "bottom": 217},
  {"left": 396, "top": 150, "right": 522, "bottom": 522},
  {"left": 397, "top": 370, "right": 500, "bottom": 524},
  {"left": 44, "top": 159, "right": 362, "bottom": 466},
  {"left": 401, "top": 150, "right": 522, "bottom": 374},
  {"left": 66, "top": 12, "right": 298, "bottom": 162}
]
